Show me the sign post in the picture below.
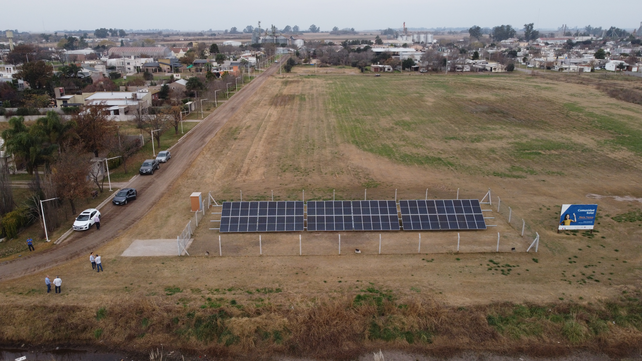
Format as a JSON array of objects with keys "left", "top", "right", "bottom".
[{"left": 558, "top": 204, "right": 598, "bottom": 232}]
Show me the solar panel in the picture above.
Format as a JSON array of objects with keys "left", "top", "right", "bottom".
[
  {"left": 307, "top": 200, "right": 400, "bottom": 232},
  {"left": 399, "top": 199, "right": 486, "bottom": 231},
  {"left": 220, "top": 201, "right": 304, "bottom": 233}
]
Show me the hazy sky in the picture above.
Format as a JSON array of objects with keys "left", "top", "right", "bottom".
[{"left": 5, "top": 0, "right": 642, "bottom": 33}]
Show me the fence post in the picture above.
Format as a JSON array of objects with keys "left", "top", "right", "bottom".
[
  {"left": 457, "top": 233, "right": 460, "bottom": 252},
  {"left": 497, "top": 197, "right": 501, "bottom": 212},
  {"left": 299, "top": 235, "right": 302, "bottom": 256},
  {"left": 219, "top": 235, "right": 222, "bottom": 256},
  {"left": 338, "top": 234, "right": 341, "bottom": 255},
  {"left": 521, "top": 219, "right": 525, "bottom": 237},
  {"left": 418, "top": 233, "right": 421, "bottom": 253},
  {"left": 379, "top": 234, "right": 381, "bottom": 255},
  {"left": 259, "top": 235, "right": 262, "bottom": 255},
  {"left": 496, "top": 232, "right": 500, "bottom": 252},
  {"left": 194, "top": 211, "right": 198, "bottom": 227},
  {"left": 508, "top": 207, "right": 512, "bottom": 223}
]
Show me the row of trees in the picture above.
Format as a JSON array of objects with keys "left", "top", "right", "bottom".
[
  {"left": 227, "top": 24, "right": 320, "bottom": 34},
  {"left": 469, "top": 24, "right": 639, "bottom": 42},
  {"left": 94, "top": 28, "right": 127, "bottom": 38}
]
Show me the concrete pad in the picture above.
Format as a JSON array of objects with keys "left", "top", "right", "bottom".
[{"left": 121, "top": 239, "right": 193, "bottom": 257}]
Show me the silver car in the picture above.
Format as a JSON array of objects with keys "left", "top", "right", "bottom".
[{"left": 156, "top": 150, "right": 171, "bottom": 163}]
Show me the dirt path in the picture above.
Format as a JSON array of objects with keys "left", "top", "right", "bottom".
[{"left": 0, "top": 62, "right": 283, "bottom": 282}]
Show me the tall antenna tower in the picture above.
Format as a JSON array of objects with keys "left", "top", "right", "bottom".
[{"left": 6, "top": 31, "right": 14, "bottom": 51}]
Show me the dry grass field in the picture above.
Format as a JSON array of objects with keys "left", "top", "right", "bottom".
[{"left": 2, "top": 70, "right": 642, "bottom": 359}]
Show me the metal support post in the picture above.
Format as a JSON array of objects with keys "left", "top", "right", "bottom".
[
  {"left": 379, "top": 234, "right": 381, "bottom": 254},
  {"left": 418, "top": 234, "right": 421, "bottom": 253},
  {"left": 425, "top": 188, "right": 428, "bottom": 200},
  {"left": 259, "top": 235, "right": 262, "bottom": 255},
  {"left": 240, "top": 190, "right": 242, "bottom": 202},
  {"left": 496, "top": 232, "right": 500, "bottom": 252},
  {"left": 497, "top": 197, "right": 501, "bottom": 212},
  {"left": 299, "top": 235, "right": 302, "bottom": 256},
  {"left": 457, "top": 188, "right": 460, "bottom": 199},
  {"left": 508, "top": 207, "right": 512, "bottom": 223},
  {"left": 457, "top": 233, "right": 460, "bottom": 251},
  {"left": 271, "top": 190, "right": 274, "bottom": 201},
  {"left": 338, "top": 234, "right": 341, "bottom": 254},
  {"left": 521, "top": 219, "right": 525, "bottom": 237},
  {"left": 364, "top": 189, "right": 367, "bottom": 200},
  {"left": 219, "top": 235, "right": 222, "bottom": 256}
]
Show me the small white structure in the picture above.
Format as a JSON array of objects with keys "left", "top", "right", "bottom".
[
  {"left": 222, "top": 41, "right": 242, "bottom": 47},
  {"left": 605, "top": 60, "right": 627, "bottom": 71}
]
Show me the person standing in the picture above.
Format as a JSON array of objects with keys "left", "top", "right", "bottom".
[
  {"left": 90, "top": 252, "right": 96, "bottom": 270},
  {"left": 95, "top": 254, "right": 103, "bottom": 272},
  {"left": 45, "top": 275, "right": 51, "bottom": 293},
  {"left": 27, "top": 238, "right": 35, "bottom": 251},
  {"left": 53, "top": 276, "right": 62, "bottom": 293},
  {"left": 94, "top": 215, "right": 101, "bottom": 230}
]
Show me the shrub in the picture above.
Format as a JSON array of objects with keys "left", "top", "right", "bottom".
[
  {"left": 16, "top": 108, "right": 40, "bottom": 116},
  {"left": 0, "top": 206, "right": 31, "bottom": 239},
  {"left": 61, "top": 106, "right": 80, "bottom": 114},
  {"left": 0, "top": 107, "right": 5, "bottom": 115},
  {"left": 106, "top": 152, "right": 122, "bottom": 169},
  {"left": 506, "top": 63, "right": 515, "bottom": 72}
]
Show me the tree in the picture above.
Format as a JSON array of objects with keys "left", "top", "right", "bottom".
[
  {"left": 94, "top": 28, "right": 109, "bottom": 38},
  {"left": 158, "top": 84, "right": 169, "bottom": 100},
  {"left": 119, "top": 29, "right": 127, "bottom": 37},
  {"left": 506, "top": 63, "right": 515, "bottom": 72},
  {"left": 523, "top": 23, "right": 540, "bottom": 41},
  {"left": 7, "top": 44, "right": 40, "bottom": 64},
  {"left": 472, "top": 51, "right": 480, "bottom": 60},
  {"left": 309, "top": 24, "right": 320, "bottom": 33},
  {"left": 72, "top": 104, "right": 116, "bottom": 157},
  {"left": 215, "top": 53, "right": 226, "bottom": 64},
  {"left": 402, "top": 58, "right": 416, "bottom": 70},
  {"left": 14, "top": 61, "right": 53, "bottom": 91},
  {"left": 33, "top": 111, "right": 77, "bottom": 155},
  {"left": 282, "top": 25, "right": 292, "bottom": 33},
  {"left": 469, "top": 25, "right": 482, "bottom": 40},
  {"left": 51, "top": 146, "right": 92, "bottom": 215},
  {"left": 492, "top": 25, "right": 516, "bottom": 41},
  {"left": 229, "top": 27, "right": 240, "bottom": 34},
  {"left": 161, "top": 105, "right": 183, "bottom": 135},
  {"left": 1, "top": 116, "right": 54, "bottom": 190},
  {"left": 108, "top": 132, "right": 140, "bottom": 174},
  {"left": 186, "top": 77, "right": 205, "bottom": 95},
  {"left": 375, "top": 35, "right": 383, "bottom": 45},
  {"left": 0, "top": 163, "right": 14, "bottom": 217},
  {"left": 243, "top": 25, "right": 254, "bottom": 33},
  {"left": 332, "top": 26, "right": 339, "bottom": 32},
  {"left": 209, "top": 43, "right": 220, "bottom": 54},
  {"left": 594, "top": 48, "right": 606, "bottom": 59},
  {"left": 293, "top": 25, "right": 300, "bottom": 33}
]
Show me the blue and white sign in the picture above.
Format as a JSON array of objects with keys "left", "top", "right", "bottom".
[{"left": 559, "top": 204, "right": 598, "bottom": 230}]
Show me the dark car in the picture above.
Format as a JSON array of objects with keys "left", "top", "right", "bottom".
[
  {"left": 139, "top": 159, "right": 160, "bottom": 175},
  {"left": 112, "top": 188, "right": 137, "bottom": 205}
]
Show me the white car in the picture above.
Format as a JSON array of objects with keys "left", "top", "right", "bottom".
[
  {"left": 73, "top": 208, "right": 101, "bottom": 231},
  {"left": 155, "top": 150, "right": 171, "bottom": 163}
]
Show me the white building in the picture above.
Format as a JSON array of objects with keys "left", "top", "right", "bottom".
[
  {"left": 605, "top": 60, "right": 627, "bottom": 71},
  {"left": 106, "top": 57, "right": 154, "bottom": 73}
]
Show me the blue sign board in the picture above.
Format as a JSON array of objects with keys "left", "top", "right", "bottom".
[{"left": 559, "top": 204, "right": 598, "bottom": 230}]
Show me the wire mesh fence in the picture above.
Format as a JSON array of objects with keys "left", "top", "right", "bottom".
[{"left": 188, "top": 188, "right": 540, "bottom": 257}]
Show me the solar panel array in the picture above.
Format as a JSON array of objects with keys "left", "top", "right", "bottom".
[
  {"left": 307, "top": 200, "right": 400, "bottom": 231},
  {"left": 219, "top": 201, "right": 304, "bottom": 233},
  {"left": 400, "top": 199, "right": 486, "bottom": 231}
]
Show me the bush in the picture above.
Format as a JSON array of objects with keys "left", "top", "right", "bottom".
[
  {"left": 62, "top": 106, "right": 80, "bottom": 114},
  {"left": 0, "top": 206, "right": 30, "bottom": 239},
  {"left": 143, "top": 72, "right": 154, "bottom": 81},
  {"left": 0, "top": 107, "right": 5, "bottom": 115},
  {"left": 16, "top": 108, "right": 40, "bottom": 116},
  {"left": 506, "top": 63, "right": 515, "bottom": 72},
  {"left": 106, "top": 152, "right": 122, "bottom": 169}
]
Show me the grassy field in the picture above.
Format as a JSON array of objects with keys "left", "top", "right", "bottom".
[{"left": 2, "top": 70, "right": 642, "bottom": 358}]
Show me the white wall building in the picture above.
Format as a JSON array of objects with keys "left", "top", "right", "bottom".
[{"left": 106, "top": 57, "right": 154, "bottom": 73}]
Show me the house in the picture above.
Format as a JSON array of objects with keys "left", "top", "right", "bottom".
[
  {"left": 605, "top": 60, "right": 627, "bottom": 71},
  {"left": 54, "top": 87, "right": 86, "bottom": 107},
  {"left": 106, "top": 57, "right": 154, "bottom": 73},
  {"left": 168, "top": 79, "right": 187, "bottom": 95},
  {"left": 64, "top": 48, "right": 96, "bottom": 62},
  {"left": 158, "top": 58, "right": 183, "bottom": 73},
  {"left": 142, "top": 62, "right": 161, "bottom": 73},
  {"left": 171, "top": 47, "right": 190, "bottom": 58},
  {"left": 191, "top": 59, "right": 210, "bottom": 72},
  {"left": 83, "top": 89, "right": 153, "bottom": 120},
  {"left": 371, "top": 64, "right": 393, "bottom": 72},
  {"left": 0, "top": 64, "right": 18, "bottom": 79},
  {"left": 222, "top": 41, "right": 242, "bottom": 47},
  {"left": 107, "top": 47, "right": 173, "bottom": 59}
]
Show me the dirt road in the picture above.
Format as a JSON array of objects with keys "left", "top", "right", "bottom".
[{"left": 0, "top": 62, "right": 283, "bottom": 282}]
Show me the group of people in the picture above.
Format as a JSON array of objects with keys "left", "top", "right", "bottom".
[
  {"left": 43, "top": 252, "right": 105, "bottom": 294},
  {"left": 44, "top": 275, "right": 62, "bottom": 293},
  {"left": 89, "top": 252, "right": 103, "bottom": 272}
]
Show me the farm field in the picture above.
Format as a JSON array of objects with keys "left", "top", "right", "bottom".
[{"left": 2, "top": 70, "right": 642, "bottom": 358}]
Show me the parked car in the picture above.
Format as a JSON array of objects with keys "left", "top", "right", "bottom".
[
  {"left": 139, "top": 159, "right": 160, "bottom": 175},
  {"left": 112, "top": 188, "right": 137, "bottom": 206},
  {"left": 156, "top": 150, "right": 171, "bottom": 163},
  {"left": 73, "top": 208, "right": 101, "bottom": 231}
]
